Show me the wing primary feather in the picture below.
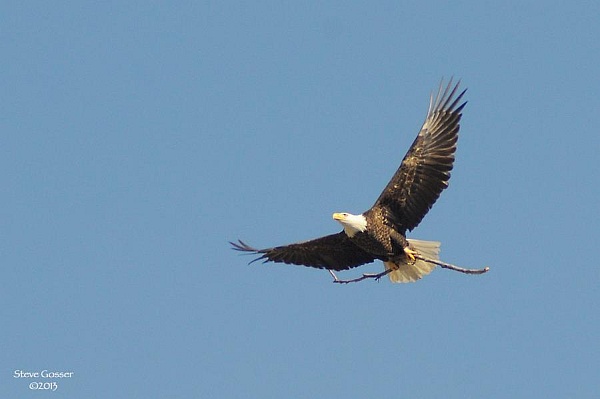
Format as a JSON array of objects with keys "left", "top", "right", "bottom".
[
  {"left": 229, "top": 240, "right": 269, "bottom": 264},
  {"left": 439, "top": 79, "right": 459, "bottom": 109}
]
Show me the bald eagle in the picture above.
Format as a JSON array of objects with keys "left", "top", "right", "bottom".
[{"left": 232, "top": 80, "right": 483, "bottom": 283}]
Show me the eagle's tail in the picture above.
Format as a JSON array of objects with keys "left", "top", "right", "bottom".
[{"left": 384, "top": 239, "right": 441, "bottom": 283}]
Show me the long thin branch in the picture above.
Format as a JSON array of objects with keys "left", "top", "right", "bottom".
[
  {"left": 330, "top": 256, "right": 489, "bottom": 284},
  {"left": 414, "top": 254, "right": 490, "bottom": 275},
  {"left": 329, "top": 269, "right": 391, "bottom": 284}
]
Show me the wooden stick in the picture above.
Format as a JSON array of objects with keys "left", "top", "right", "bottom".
[
  {"left": 329, "top": 269, "right": 391, "bottom": 284},
  {"left": 330, "top": 256, "right": 489, "bottom": 284},
  {"left": 414, "top": 254, "right": 490, "bottom": 275}
]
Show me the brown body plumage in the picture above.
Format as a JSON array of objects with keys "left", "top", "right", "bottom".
[{"left": 350, "top": 207, "right": 410, "bottom": 260}]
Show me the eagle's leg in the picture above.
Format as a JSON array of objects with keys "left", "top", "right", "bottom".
[
  {"left": 328, "top": 270, "right": 339, "bottom": 281},
  {"left": 389, "top": 229, "right": 417, "bottom": 263},
  {"left": 330, "top": 268, "right": 393, "bottom": 284}
]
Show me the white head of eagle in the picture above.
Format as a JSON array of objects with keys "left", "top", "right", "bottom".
[{"left": 332, "top": 212, "right": 367, "bottom": 237}]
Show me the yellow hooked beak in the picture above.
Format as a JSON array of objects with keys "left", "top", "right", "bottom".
[{"left": 332, "top": 213, "right": 346, "bottom": 221}]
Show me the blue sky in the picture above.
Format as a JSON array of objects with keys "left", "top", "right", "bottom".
[{"left": 2, "top": 2, "right": 599, "bottom": 398}]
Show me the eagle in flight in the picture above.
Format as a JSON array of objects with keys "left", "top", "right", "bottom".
[{"left": 231, "top": 79, "right": 487, "bottom": 283}]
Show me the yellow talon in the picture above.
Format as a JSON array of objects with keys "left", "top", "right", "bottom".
[{"left": 404, "top": 247, "right": 417, "bottom": 262}]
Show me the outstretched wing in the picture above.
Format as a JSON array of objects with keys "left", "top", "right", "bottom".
[
  {"left": 230, "top": 232, "right": 376, "bottom": 271},
  {"left": 372, "top": 79, "right": 467, "bottom": 232}
]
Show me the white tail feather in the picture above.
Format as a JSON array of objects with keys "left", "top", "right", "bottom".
[{"left": 385, "top": 239, "right": 441, "bottom": 283}]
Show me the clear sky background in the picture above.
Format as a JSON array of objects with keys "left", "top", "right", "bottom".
[{"left": 2, "top": 2, "right": 599, "bottom": 398}]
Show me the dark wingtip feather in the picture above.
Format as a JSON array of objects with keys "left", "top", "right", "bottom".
[
  {"left": 230, "top": 239, "right": 256, "bottom": 252},
  {"left": 229, "top": 239, "right": 267, "bottom": 264},
  {"left": 437, "top": 78, "right": 467, "bottom": 112}
]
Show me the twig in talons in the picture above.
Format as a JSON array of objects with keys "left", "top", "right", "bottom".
[
  {"left": 413, "top": 255, "right": 490, "bottom": 275},
  {"left": 331, "top": 269, "right": 393, "bottom": 284},
  {"left": 330, "top": 255, "right": 489, "bottom": 284}
]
